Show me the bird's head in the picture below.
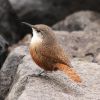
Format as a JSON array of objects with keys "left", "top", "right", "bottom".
[{"left": 22, "top": 22, "right": 55, "bottom": 44}]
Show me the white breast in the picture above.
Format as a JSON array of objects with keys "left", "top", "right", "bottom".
[{"left": 31, "top": 28, "right": 42, "bottom": 46}]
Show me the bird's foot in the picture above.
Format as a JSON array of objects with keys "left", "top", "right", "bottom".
[
  {"left": 28, "top": 70, "right": 46, "bottom": 77},
  {"left": 37, "top": 70, "right": 45, "bottom": 76}
]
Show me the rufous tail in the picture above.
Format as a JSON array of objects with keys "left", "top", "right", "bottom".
[{"left": 56, "top": 63, "right": 82, "bottom": 83}]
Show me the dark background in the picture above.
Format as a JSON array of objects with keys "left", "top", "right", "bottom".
[{"left": 0, "top": 0, "right": 100, "bottom": 67}]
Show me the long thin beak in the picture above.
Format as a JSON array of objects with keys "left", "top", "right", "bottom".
[{"left": 22, "top": 22, "right": 33, "bottom": 28}]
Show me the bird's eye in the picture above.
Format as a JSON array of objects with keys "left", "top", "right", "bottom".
[{"left": 37, "top": 30, "right": 41, "bottom": 33}]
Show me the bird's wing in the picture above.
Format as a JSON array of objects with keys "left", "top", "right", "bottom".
[{"left": 36, "top": 43, "right": 72, "bottom": 68}]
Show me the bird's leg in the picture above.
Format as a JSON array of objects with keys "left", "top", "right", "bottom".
[
  {"left": 38, "top": 70, "right": 45, "bottom": 76},
  {"left": 28, "top": 70, "right": 46, "bottom": 77}
]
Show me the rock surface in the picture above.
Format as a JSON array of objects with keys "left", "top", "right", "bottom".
[
  {"left": 52, "top": 11, "right": 100, "bottom": 64},
  {"left": 0, "top": 46, "right": 99, "bottom": 100},
  {"left": 55, "top": 31, "right": 100, "bottom": 63},
  {"left": 0, "top": 46, "right": 28, "bottom": 100},
  {"left": 53, "top": 11, "right": 100, "bottom": 32}
]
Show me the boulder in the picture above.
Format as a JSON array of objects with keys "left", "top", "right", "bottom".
[
  {"left": 53, "top": 11, "right": 100, "bottom": 32},
  {"left": 52, "top": 11, "right": 100, "bottom": 64},
  {"left": 2, "top": 46, "right": 100, "bottom": 100},
  {"left": 0, "top": 44, "right": 99, "bottom": 99},
  {"left": 55, "top": 31, "right": 100, "bottom": 63},
  {"left": 0, "top": 46, "right": 28, "bottom": 100}
]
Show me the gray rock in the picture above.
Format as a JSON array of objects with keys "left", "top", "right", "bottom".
[
  {"left": 5, "top": 50, "right": 100, "bottom": 100},
  {"left": 53, "top": 11, "right": 100, "bottom": 32},
  {"left": 95, "top": 53, "right": 100, "bottom": 64},
  {"left": 0, "top": 46, "right": 28, "bottom": 100},
  {"left": 1, "top": 28, "right": 100, "bottom": 99},
  {"left": 0, "top": 44, "right": 99, "bottom": 100},
  {"left": 55, "top": 31, "right": 100, "bottom": 63},
  {"left": 52, "top": 11, "right": 100, "bottom": 63}
]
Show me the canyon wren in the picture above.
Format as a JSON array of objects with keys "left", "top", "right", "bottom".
[{"left": 22, "top": 22, "right": 82, "bottom": 83}]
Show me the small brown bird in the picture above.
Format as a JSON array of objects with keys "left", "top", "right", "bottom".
[{"left": 22, "top": 22, "right": 82, "bottom": 83}]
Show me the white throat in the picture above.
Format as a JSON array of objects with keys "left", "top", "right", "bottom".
[{"left": 31, "top": 28, "right": 42, "bottom": 45}]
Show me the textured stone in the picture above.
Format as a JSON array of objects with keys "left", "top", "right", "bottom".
[
  {"left": 53, "top": 11, "right": 100, "bottom": 32},
  {"left": 0, "top": 45, "right": 99, "bottom": 100},
  {"left": 55, "top": 30, "right": 100, "bottom": 63},
  {"left": 0, "top": 46, "right": 28, "bottom": 100},
  {"left": 5, "top": 48, "right": 100, "bottom": 100},
  {"left": 52, "top": 11, "right": 100, "bottom": 64}
]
